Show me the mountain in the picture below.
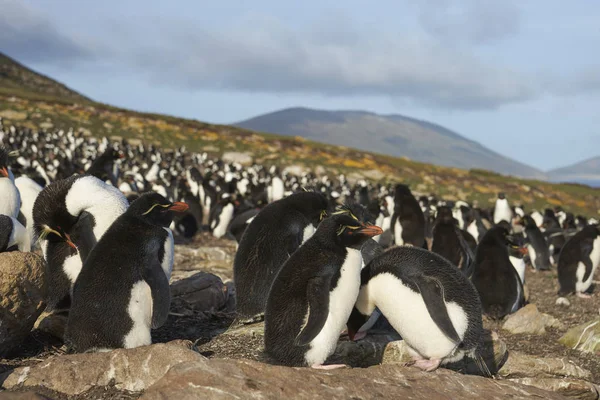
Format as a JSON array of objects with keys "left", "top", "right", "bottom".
[
  {"left": 549, "top": 156, "right": 600, "bottom": 187},
  {"left": 235, "top": 107, "right": 547, "bottom": 179},
  {"left": 0, "top": 52, "right": 91, "bottom": 103}
]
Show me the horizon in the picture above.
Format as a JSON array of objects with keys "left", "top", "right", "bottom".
[{"left": 2, "top": 0, "right": 599, "bottom": 171}]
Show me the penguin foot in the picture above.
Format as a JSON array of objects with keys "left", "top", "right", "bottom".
[
  {"left": 577, "top": 292, "right": 593, "bottom": 299},
  {"left": 350, "top": 331, "right": 367, "bottom": 341},
  {"left": 311, "top": 364, "right": 348, "bottom": 370},
  {"left": 412, "top": 358, "right": 442, "bottom": 372}
]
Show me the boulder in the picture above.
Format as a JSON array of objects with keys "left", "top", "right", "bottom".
[
  {"left": 170, "top": 272, "right": 229, "bottom": 316},
  {"left": 502, "top": 304, "right": 563, "bottom": 335},
  {"left": 0, "top": 252, "right": 47, "bottom": 355},
  {"left": 0, "top": 342, "right": 203, "bottom": 396},
  {"left": 559, "top": 318, "right": 600, "bottom": 354},
  {"left": 0, "top": 393, "right": 50, "bottom": 400},
  {"left": 499, "top": 351, "right": 592, "bottom": 380},
  {"left": 221, "top": 152, "right": 253, "bottom": 166},
  {"left": 510, "top": 378, "right": 599, "bottom": 400},
  {"left": 140, "top": 358, "right": 567, "bottom": 400}
]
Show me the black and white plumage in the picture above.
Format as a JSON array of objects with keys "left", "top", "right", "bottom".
[
  {"left": 518, "top": 215, "right": 551, "bottom": 271},
  {"left": 347, "top": 246, "right": 483, "bottom": 372},
  {"left": 65, "top": 192, "right": 188, "bottom": 352},
  {"left": 264, "top": 213, "right": 383, "bottom": 367},
  {"left": 233, "top": 191, "right": 329, "bottom": 320},
  {"left": 0, "top": 215, "right": 30, "bottom": 252},
  {"left": 557, "top": 224, "right": 600, "bottom": 298},
  {"left": 33, "top": 174, "right": 129, "bottom": 311},
  {"left": 390, "top": 184, "right": 425, "bottom": 247},
  {"left": 0, "top": 146, "right": 21, "bottom": 219}
]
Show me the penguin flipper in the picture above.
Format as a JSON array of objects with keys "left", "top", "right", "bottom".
[
  {"left": 581, "top": 239, "right": 595, "bottom": 282},
  {"left": 411, "top": 275, "right": 461, "bottom": 345},
  {"left": 294, "top": 274, "right": 332, "bottom": 347},
  {"left": 143, "top": 258, "right": 172, "bottom": 329},
  {"left": 361, "top": 239, "right": 384, "bottom": 265}
]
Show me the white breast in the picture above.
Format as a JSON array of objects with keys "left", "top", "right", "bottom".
[
  {"left": 7, "top": 217, "right": 30, "bottom": 252},
  {"left": 302, "top": 224, "right": 316, "bottom": 244},
  {"left": 394, "top": 219, "right": 404, "bottom": 246},
  {"left": 212, "top": 203, "right": 234, "bottom": 238},
  {"left": 369, "top": 273, "right": 468, "bottom": 361},
  {"left": 271, "top": 177, "right": 284, "bottom": 202},
  {"left": 527, "top": 245, "right": 537, "bottom": 269},
  {"left": 509, "top": 256, "right": 526, "bottom": 285},
  {"left": 0, "top": 178, "right": 21, "bottom": 219},
  {"left": 467, "top": 221, "right": 479, "bottom": 243},
  {"left": 123, "top": 280, "right": 153, "bottom": 348},
  {"left": 304, "top": 248, "right": 362, "bottom": 366},
  {"left": 494, "top": 199, "right": 513, "bottom": 224}
]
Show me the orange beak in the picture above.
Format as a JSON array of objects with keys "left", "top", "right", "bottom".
[
  {"left": 519, "top": 247, "right": 529, "bottom": 256},
  {"left": 64, "top": 233, "right": 77, "bottom": 250},
  {"left": 357, "top": 224, "right": 384, "bottom": 237},
  {"left": 168, "top": 202, "right": 189, "bottom": 213},
  {"left": 0, "top": 167, "right": 8, "bottom": 177}
]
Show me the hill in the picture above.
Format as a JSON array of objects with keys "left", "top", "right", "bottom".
[
  {"left": 235, "top": 107, "right": 547, "bottom": 179},
  {"left": 0, "top": 53, "right": 91, "bottom": 104},
  {"left": 0, "top": 51, "right": 598, "bottom": 216},
  {"left": 549, "top": 156, "right": 600, "bottom": 187}
]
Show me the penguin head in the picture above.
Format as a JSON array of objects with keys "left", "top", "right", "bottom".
[
  {"left": 128, "top": 192, "right": 189, "bottom": 227},
  {"left": 37, "top": 224, "right": 78, "bottom": 252},
  {"left": 329, "top": 207, "right": 383, "bottom": 249},
  {"left": 284, "top": 191, "right": 329, "bottom": 227},
  {"left": 0, "top": 146, "right": 15, "bottom": 181},
  {"left": 497, "top": 192, "right": 506, "bottom": 200},
  {"left": 517, "top": 215, "right": 536, "bottom": 228}
]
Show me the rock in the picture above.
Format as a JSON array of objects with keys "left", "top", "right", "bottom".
[
  {"left": 510, "top": 378, "right": 599, "bottom": 400},
  {"left": 34, "top": 311, "right": 68, "bottom": 340},
  {"left": 170, "top": 272, "right": 229, "bottom": 316},
  {"left": 221, "top": 322, "right": 264, "bottom": 339},
  {"left": 141, "top": 358, "right": 566, "bottom": 400},
  {"left": 330, "top": 333, "right": 402, "bottom": 367},
  {"left": 0, "top": 393, "right": 50, "bottom": 400},
  {"left": 499, "top": 351, "right": 592, "bottom": 380},
  {"left": 0, "top": 252, "right": 47, "bottom": 355},
  {"left": 502, "top": 304, "right": 563, "bottom": 335},
  {"left": 221, "top": 152, "right": 253, "bottom": 166},
  {"left": 559, "top": 318, "right": 600, "bottom": 354},
  {"left": 283, "top": 165, "right": 307, "bottom": 177},
  {"left": 556, "top": 297, "right": 571, "bottom": 307},
  {"left": 0, "top": 110, "right": 27, "bottom": 120},
  {"left": 39, "top": 122, "right": 53, "bottom": 130},
  {"left": 363, "top": 169, "right": 386, "bottom": 181},
  {"left": 0, "top": 342, "right": 203, "bottom": 396},
  {"left": 381, "top": 339, "right": 414, "bottom": 364}
]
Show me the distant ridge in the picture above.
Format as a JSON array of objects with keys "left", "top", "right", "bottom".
[
  {"left": 549, "top": 156, "right": 600, "bottom": 187},
  {"left": 235, "top": 107, "right": 547, "bottom": 179}
]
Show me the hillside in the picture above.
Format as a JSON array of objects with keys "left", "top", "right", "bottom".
[
  {"left": 235, "top": 107, "right": 547, "bottom": 179},
  {"left": 0, "top": 52, "right": 598, "bottom": 217},
  {"left": 0, "top": 53, "right": 91, "bottom": 104},
  {"left": 549, "top": 156, "right": 600, "bottom": 187}
]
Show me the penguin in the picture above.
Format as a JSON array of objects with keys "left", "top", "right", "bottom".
[
  {"left": 0, "top": 146, "right": 21, "bottom": 219},
  {"left": 14, "top": 176, "right": 44, "bottom": 246},
  {"left": 507, "top": 239, "right": 528, "bottom": 285},
  {"left": 517, "top": 215, "right": 551, "bottom": 271},
  {"left": 0, "top": 215, "right": 30, "bottom": 252},
  {"left": 86, "top": 147, "right": 123, "bottom": 186},
  {"left": 557, "top": 224, "right": 600, "bottom": 299},
  {"left": 346, "top": 246, "right": 484, "bottom": 373},
  {"left": 65, "top": 192, "right": 189, "bottom": 352},
  {"left": 33, "top": 175, "right": 129, "bottom": 311},
  {"left": 209, "top": 194, "right": 236, "bottom": 239},
  {"left": 234, "top": 191, "right": 329, "bottom": 320},
  {"left": 264, "top": 212, "right": 383, "bottom": 368},
  {"left": 228, "top": 207, "right": 261, "bottom": 243},
  {"left": 471, "top": 226, "right": 525, "bottom": 319},
  {"left": 430, "top": 206, "right": 474, "bottom": 277},
  {"left": 390, "top": 184, "right": 425, "bottom": 247},
  {"left": 493, "top": 193, "right": 513, "bottom": 225}
]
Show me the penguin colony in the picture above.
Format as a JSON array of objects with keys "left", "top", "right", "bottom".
[{"left": 1, "top": 119, "right": 599, "bottom": 373}]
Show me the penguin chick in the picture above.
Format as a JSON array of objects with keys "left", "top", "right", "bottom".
[
  {"left": 347, "top": 246, "right": 484, "bottom": 373},
  {"left": 264, "top": 213, "right": 382, "bottom": 368},
  {"left": 65, "top": 192, "right": 189, "bottom": 352}
]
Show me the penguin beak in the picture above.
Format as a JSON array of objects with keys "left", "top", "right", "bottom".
[
  {"left": 64, "top": 233, "right": 77, "bottom": 250},
  {"left": 168, "top": 202, "right": 189, "bottom": 213},
  {"left": 0, "top": 167, "right": 8, "bottom": 177},
  {"left": 356, "top": 224, "right": 383, "bottom": 237},
  {"left": 519, "top": 247, "right": 529, "bottom": 256}
]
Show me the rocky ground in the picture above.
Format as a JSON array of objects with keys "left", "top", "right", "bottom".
[{"left": 1, "top": 233, "right": 600, "bottom": 399}]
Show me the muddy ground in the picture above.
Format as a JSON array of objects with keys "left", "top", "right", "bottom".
[{"left": 1, "top": 236, "right": 599, "bottom": 398}]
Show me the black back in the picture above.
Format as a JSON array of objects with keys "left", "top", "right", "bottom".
[
  {"left": 0, "top": 215, "right": 15, "bottom": 252},
  {"left": 521, "top": 215, "right": 551, "bottom": 270},
  {"left": 391, "top": 184, "right": 425, "bottom": 247},
  {"left": 431, "top": 206, "right": 474, "bottom": 276},
  {"left": 557, "top": 225, "right": 600, "bottom": 295}
]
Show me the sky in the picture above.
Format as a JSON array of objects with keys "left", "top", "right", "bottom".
[{"left": 1, "top": 0, "right": 599, "bottom": 171}]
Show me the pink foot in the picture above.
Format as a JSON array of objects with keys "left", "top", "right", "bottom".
[
  {"left": 577, "top": 292, "right": 593, "bottom": 299},
  {"left": 412, "top": 358, "right": 442, "bottom": 372},
  {"left": 351, "top": 331, "right": 367, "bottom": 341},
  {"left": 311, "top": 364, "right": 348, "bottom": 370}
]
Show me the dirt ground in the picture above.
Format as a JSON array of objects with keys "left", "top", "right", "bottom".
[{"left": 1, "top": 243, "right": 600, "bottom": 398}]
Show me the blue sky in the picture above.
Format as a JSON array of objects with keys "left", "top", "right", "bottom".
[{"left": 2, "top": 0, "right": 599, "bottom": 171}]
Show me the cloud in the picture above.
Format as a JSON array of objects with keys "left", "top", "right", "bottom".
[
  {"left": 116, "top": 15, "right": 536, "bottom": 110},
  {"left": 0, "top": 0, "right": 89, "bottom": 64},
  {"left": 553, "top": 67, "right": 600, "bottom": 96},
  {"left": 417, "top": 0, "right": 521, "bottom": 45}
]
